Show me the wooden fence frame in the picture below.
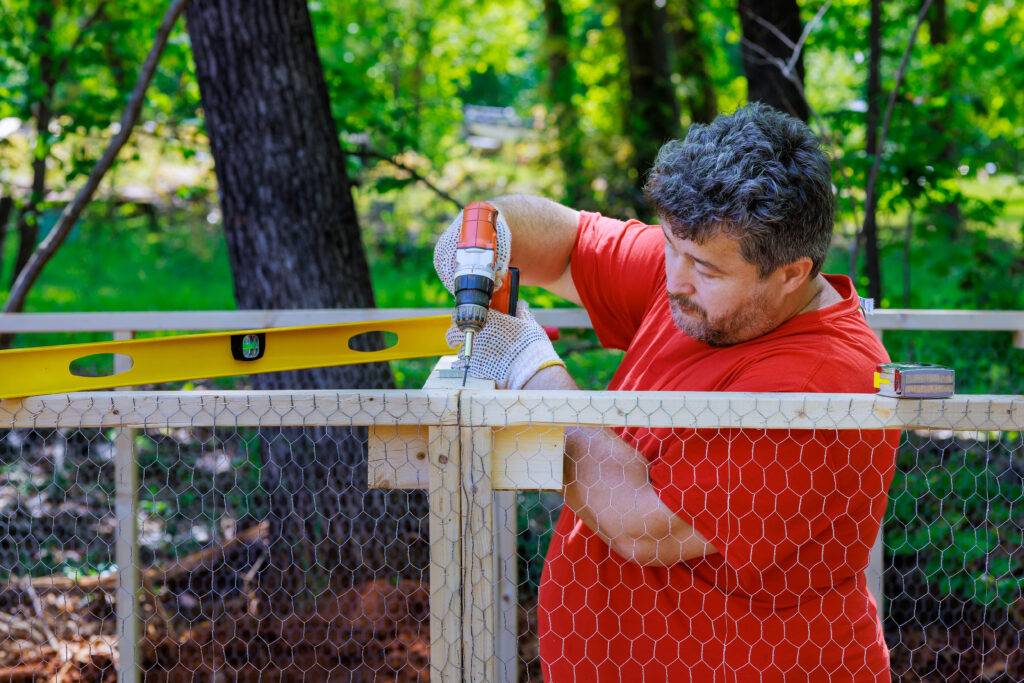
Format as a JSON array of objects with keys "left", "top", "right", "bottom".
[
  {"left": 3, "top": 383, "right": 1022, "bottom": 682},
  {"left": 2, "top": 308, "right": 1023, "bottom": 682}
]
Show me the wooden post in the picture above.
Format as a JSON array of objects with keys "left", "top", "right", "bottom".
[
  {"left": 868, "top": 328, "right": 886, "bottom": 617},
  {"left": 422, "top": 362, "right": 466, "bottom": 681},
  {"left": 112, "top": 330, "right": 139, "bottom": 683},
  {"left": 461, "top": 415, "right": 497, "bottom": 682},
  {"left": 428, "top": 424, "right": 463, "bottom": 680},
  {"left": 494, "top": 491, "right": 519, "bottom": 683},
  {"left": 417, "top": 357, "right": 513, "bottom": 682}
]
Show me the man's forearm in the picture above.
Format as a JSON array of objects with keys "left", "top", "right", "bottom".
[
  {"left": 523, "top": 365, "right": 716, "bottom": 566},
  {"left": 489, "top": 195, "right": 579, "bottom": 295}
]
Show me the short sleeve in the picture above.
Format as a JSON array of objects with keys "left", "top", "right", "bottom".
[{"left": 570, "top": 211, "right": 664, "bottom": 351}]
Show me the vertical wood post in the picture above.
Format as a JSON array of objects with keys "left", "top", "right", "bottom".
[
  {"left": 428, "top": 425, "right": 463, "bottom": 680},
  {"left": 869, "top": 328, "right": 886, "bottom": 618},
  {"left": 494, "top": 491, "right": 519, "bottom": 683},
  {"left": 112, "top": 330, "right": 139, "bottom": 683},
  {"left": 459, "top": 409, "right": 501, "bottom": 682},
  {"left": 422, "top": 359, "right": 507, "bottom": 681}
]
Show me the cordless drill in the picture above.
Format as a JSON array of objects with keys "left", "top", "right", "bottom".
[{"left": 449, "top": 201, "right": 519, "bottom": 381}]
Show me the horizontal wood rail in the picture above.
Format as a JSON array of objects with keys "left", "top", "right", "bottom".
[{"left": 1, "top": 307, "right": 1022, "bottom": 335}]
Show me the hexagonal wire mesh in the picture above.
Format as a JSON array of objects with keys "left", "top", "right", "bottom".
[
  {"left": 503, "top": 395, "right": 1024, "bottom": 682},
  {"left": 2, "top": 306, "right": 1023, "bottom": 682},
  {"left": 0, "top": 391, "right": 455, "bottom": 682},
  {"left": 3, "top": 388, "right": 1020, "bottom": 682}
]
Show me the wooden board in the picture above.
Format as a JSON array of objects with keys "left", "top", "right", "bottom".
[
  {"left": 368, "top": 424, "right": 564, "bottom": 491},
  {"left": 428, "top": 426, "right": 462, "bottom": 681},
  {"left": 465, "top": 390, "right": 1024, "bottom": 431},
  {"left": 0, "top": 390, "right": 458, "bottom": 429}
]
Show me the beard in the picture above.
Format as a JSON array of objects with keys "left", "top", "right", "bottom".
[{"left": 668, "top": 290, "right": 772, "bottom": 347}]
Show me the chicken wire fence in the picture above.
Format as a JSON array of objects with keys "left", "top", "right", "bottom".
[{"left": 1, "top": 389, "right": 1022, "bottom": 682}]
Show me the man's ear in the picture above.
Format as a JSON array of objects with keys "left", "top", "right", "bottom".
[{"left": 775, "top": 257, "right": 814, "bottom": 294}]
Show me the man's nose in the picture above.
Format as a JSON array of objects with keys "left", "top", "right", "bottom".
[{"left": 666, "top": 263, "right": 697, "bottom": 297}]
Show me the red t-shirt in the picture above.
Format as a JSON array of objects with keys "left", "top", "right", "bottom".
[{"left": 537, "top": 212, "right": 898, "bottom": 682}]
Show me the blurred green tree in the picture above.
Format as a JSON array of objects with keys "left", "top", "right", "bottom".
[
  {"left": 666, "top": 0, "right": 718, "bottom": 124},
  {"left": 0, "top": 0, "right": 197, "bottom": 289},
  {"left": 543, "top": 0, "right": 590, "bottom": 207},
  {"left": 616, "top": 0, "right": 680, "bottom": 214}
]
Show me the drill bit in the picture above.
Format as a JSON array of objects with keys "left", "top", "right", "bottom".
[{"left": 461, "top": 330, "right": 474, "bottom": 387}]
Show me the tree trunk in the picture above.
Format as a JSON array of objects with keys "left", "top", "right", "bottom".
[
  {"left": 927, "top": 0, "right": 947, "bottom": 42},
  {"left": 11, "top": 1, "right": 54, "bottom": 288},
  {"left": 737, "top": 0, "right": 809, "bottom": 121},
  {"left": 903, "top": 202, "right": 914, "bottom": 307},
  {"left": 863, "top": 0, "right": 883, "bottom": 303},
  {"left": 185, "top": 0, "right": 425, "bottom": 608},
  {"left": 667, "top": 0, "right": 717, "bottom": 124},
  {"left": 0, "top": 196, "right": 13, "bottom": 285},
  {"left": 617, "top": 0, "right": 680, "bottom": 212},
  {"left": 543, "top": 0, "right": 589, "bottom": 207},
  {"left": 927, "top": 0, "right": 962, "bottom": 238}
]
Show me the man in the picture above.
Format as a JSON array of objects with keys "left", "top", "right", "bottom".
[{"left": 434, "top": 103, "right": 897, "bottom": 681}]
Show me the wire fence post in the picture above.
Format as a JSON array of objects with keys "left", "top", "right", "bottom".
[
  {"left": 112, "top": 329, "right": 139, "bottom": 683},
  {"left": 494, "top": 490, "right": 518, "bottom": 683},
  {"left": 422, "top": 358, "right": 508, "bottom": 682},
  {"left": 428, "top": 424, "right": 463, "bottom": 681},
  {"left": 460, "top": 407, "right": 497, "bottom": 682}
]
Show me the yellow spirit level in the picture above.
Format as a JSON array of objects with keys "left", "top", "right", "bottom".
[{"left": 0, "top": 315, "right": 452, "bottom": 399}]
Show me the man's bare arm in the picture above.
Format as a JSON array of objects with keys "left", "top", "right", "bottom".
[
  {"left": 488, "top": 195, "right": 581, "bottom": 305},
  {"left": 523, "top": 364, "right": 718, "bottom": 566}
]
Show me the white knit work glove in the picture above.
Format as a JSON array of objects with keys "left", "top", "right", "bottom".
[
  {"left": 433, "top": 206, "right": 513, "bottom": 294},
  {"left": 444, "top": 300, "right": 564, "bottom": 390}
]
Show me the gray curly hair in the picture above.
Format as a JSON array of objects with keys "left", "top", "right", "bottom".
[{"left": 643, "top": 102, "right": 834, "bottom": 278}]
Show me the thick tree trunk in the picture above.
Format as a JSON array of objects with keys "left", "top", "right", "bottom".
[
  {"left": 738, "top": 0, "right": 809, "bottom": 121},
  {"left": 543, "top": 0, "right": 589, "bottom": 207},
  {"left": 863, "top": 0, "right": 883, "bottom": 303},
  {"left": 185, "top": 0, "right": 425, "bottom": 607},
  {"left": 667, "top": 0, "right": 717, "bottom": 124},
  {"left": 617, "top": 0, "right": 680, "bottom": 212}
]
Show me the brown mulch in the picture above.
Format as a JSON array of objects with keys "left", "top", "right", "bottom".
[
  {"left": 0, "top": 528, "right": 1017, "bottom": 683},
  {"left": 0, "top": 578, "right": 431, "bottom": 683}
]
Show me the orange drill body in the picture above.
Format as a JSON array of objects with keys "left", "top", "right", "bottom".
[{"left": 453, "top": 202, "right": 518, "bottom": 367}]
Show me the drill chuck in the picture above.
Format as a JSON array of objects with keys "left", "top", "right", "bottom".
[{"left": 453, "top": 273, "right": 494, "bottom": 334}]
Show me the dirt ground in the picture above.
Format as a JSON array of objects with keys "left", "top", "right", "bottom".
[
  {"left": 0, "top": 529, "right": 544, "bottom": 683},
  {"left": 2, "top": 571, "right": 1021, "bottom": 683}
]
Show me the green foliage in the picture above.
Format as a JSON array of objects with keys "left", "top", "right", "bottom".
[
  {"left": 0, "top": 1, "right": 198, "bottom": 197},
  {"left": 886, "top": 436, "right": 1024, "bottom": 608},
  {"left": 310, "top": 0, "right": 539, "bottom": 164},
  {"left": 2, "top": 0, "right": 1023, "bottom": 617}
]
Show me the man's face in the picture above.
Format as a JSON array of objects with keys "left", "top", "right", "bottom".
[{"left": 662, "top": 226, "right": 785, "bottom": 347}]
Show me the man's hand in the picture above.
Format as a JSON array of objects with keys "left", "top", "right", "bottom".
[
  {"left": 433, "top": 206, "right": 512, "bottom": 294},
  {"left": 434, "top": 205, "right": 563, "bottom": 389},
  {"left": 443, "top": 300, "right": 563, "bottom": 390}
]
